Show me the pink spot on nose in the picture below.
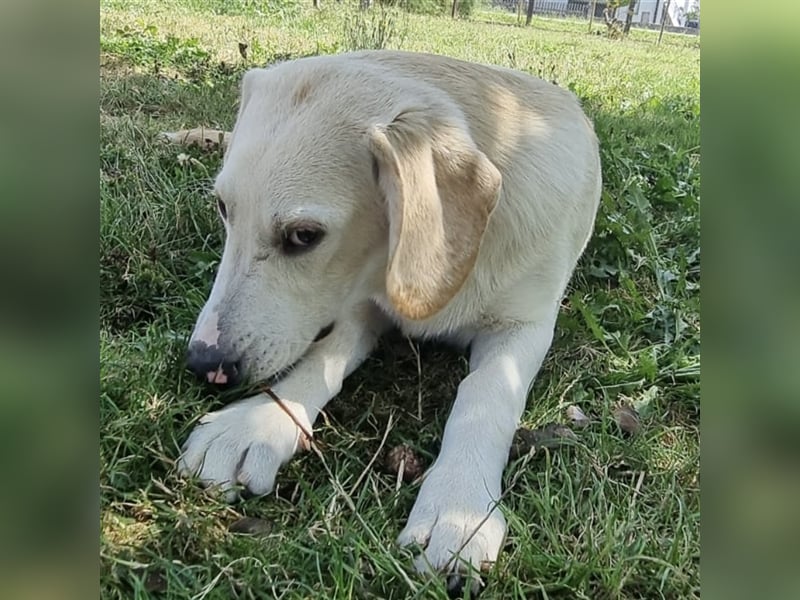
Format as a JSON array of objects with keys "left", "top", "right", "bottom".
[{"left": 206, "top": 367, "right": 228, "bottom": 385}]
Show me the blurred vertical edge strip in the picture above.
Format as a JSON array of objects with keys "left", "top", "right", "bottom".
[
  {"left": 703, "top": 0, "right": 800, "bottom": 599},
  {"left": 0, "top": 0, "right": 99, "bottom": 599}
]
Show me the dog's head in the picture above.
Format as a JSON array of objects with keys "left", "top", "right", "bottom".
[{"left": 186, "top": 61, "right": 501, "bottom": 386}]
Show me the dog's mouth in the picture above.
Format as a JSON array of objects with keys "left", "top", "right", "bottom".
[
  {"left": 256, "top": 322, "right": 336, "bottom": 385},
  {"left": 313, "top": 322, "right": 335, "bottom": 342}
]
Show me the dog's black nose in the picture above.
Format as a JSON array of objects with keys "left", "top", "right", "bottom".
[{"left": 186, "top": 342, "right": 241, "bottom": 386}]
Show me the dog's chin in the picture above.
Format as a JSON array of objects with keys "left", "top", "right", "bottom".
[
  {"left": 266, "top": 355, "right": 306, "bottom": 385},
  {"left": 248, "top": 345, "right": 313, "bottom": 388},
  {"left": 246, "top": 324, "right": 335, "bottom": 388}
]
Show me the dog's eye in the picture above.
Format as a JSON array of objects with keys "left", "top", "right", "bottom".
[
  {"left": 284, "top": 228, "right": 323, "bottom": 253},
  {"left": 288, "top": 229, "right": 321, "bottom": 247},
  {"left": 217, "top": 198, "right": 227, "bottom": 220}
]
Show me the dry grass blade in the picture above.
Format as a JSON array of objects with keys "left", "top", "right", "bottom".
[
  {"left": 439, "top": 448, "right": 541, "bottom": 576},
  {"left": 348, "top": 412, "right": 395, "bottom": 496},
  {"left": 407, "top": 337, "right": 424, "bottom": 421}
]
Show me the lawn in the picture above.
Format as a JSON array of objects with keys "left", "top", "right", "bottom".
[{"left": 100, "top": 1, "right": 700, "bottom": 598}]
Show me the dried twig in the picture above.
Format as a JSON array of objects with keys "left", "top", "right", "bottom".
[{"left": 259, "top": 384, "right": 318, "bottom": 454}]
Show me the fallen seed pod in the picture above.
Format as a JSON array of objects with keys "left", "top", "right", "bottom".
[{"left": 384, "top": 444, "right": 425, "bottom": 482}]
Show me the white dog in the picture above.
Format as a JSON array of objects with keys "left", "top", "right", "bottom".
[{"left": 173, "top": 50, "right": 601, "bottom": 593}]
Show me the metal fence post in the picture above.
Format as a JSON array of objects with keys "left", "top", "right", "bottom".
[{"left": 658, "top": 0, "right": 670, "bottom": 44}]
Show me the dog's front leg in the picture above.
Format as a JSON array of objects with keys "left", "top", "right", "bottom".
[
  {"left": 398, "top": 316, "right": 557, "bottom": 593},
  {"left": 178, "top": 304, "right": 387, "bottom": 499}
]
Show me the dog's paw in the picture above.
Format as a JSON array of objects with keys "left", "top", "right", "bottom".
[
  {"left": 177, "top": 396, "right": 308, "bottom": 500},
  {"left": 398, "top": 467, "right": 506, "bottom": 597}
]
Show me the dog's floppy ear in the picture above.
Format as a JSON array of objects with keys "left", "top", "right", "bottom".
[{"left": 368, "top": 108, "right": 501, "bottom": 320}]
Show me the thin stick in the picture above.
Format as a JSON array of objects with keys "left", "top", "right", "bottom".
[{"left": 260, "top": 384, "right": 317, "bottom": 452}]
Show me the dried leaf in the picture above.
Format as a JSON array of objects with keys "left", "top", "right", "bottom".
[
  {"left": 228, "top": 516, "right": 273, "bottom": 536},
  {"left": 509, "top": 423, "right": 576, "bottom": 460},
  {"left": 613, "top": 404, "right": 641, "bottom": 435},
  {"left": 565, "top": 404, "right": 590, "bottom": 428}
]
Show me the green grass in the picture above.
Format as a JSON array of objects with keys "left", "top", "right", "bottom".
[{"left": 100, "top": 1, "right": 700, "bottom": 598}]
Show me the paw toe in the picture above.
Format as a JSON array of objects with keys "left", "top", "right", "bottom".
[
  {"left": 397, "top": 521, "right": 433, "bottom": 549},
  {"left": 235, "top": 444, "right": 281, "bottom": 496},
  {"left": 178, "top": 427, "right": 215, "bottom": 476}
]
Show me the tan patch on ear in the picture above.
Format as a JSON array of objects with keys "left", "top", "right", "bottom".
[
  {"left": 369, "top": 112, "right": 502, "bottom": 321},
  {"left": 292, "top": 81, "right": 312, "bottom": 107}
]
